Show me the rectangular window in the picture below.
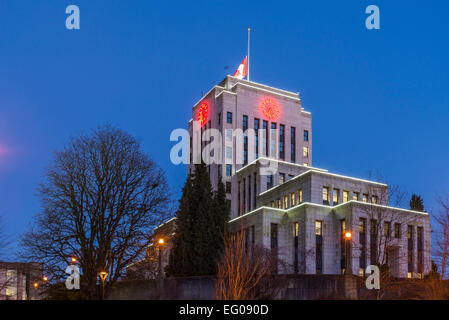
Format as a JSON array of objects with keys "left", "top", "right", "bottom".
[
  {"left": 248, "top": 175, "right": 251, "bottom": 212},
  {"left": 254, "top": 118, "right": 260, "bottom": 159},
  {"left": 341, "top": 220, "right": 346, "bottom": 273},
  {"left": 271, "top": 223, "right": 279, "bottom": 273},
  {"left": 298, "top": 189, "right": 303, "bottom": 204},
  {"left": 267, "top": 175, "right": 273, "bottom": 189},
  {"left": 343, "top": 191, "right": 349, "bottom": 203},
  {"left": 270, "top": 122, "right": 277, "bottom": 158},
  {"left": 226, "top": 182, "right": 232, "bottom": 194},
  {"left": 243, "top": 115, "right": 248, "bottom": 130},
  {"left": 363, "top": 194, "right": 368, "bottom": 203},
  {"left": 243, "top": 115, "right": 248, "bottom": 165},
  {"left": 6, "top": 270, "right": 18, "bottom": 300},
  {"left": 304, "top": 130, "right": 309, "bottom": 141},
  {"left": 218, "top": 112, "right": 221, "bottom": 125},
  {"left": 290, "top": 192, "right": 296, "bottom": 206},
  {"left": 333, "top": 189, "right": 340, "bottom": 205},
  {"left": 226, "top": 146, "right": 232, "bottom": 159},
  {"left": 271, "top": 201, "right": 275, "bottom": 207},
  {"left": 253, "top": 173, "right": 257, "bottom": 209},
  {"left": 323, "top": 187, "right": 330, "bottom": 205},
  {"left": 227, "top": 112, "right": 232, "bottom": 124},
  {"left": 263, "top": 120, "right": 268, "bottom": 157},
  {"left": 372, "top": 196, "right": 378, "bottom": 204},
  {"left": 291, "top": 127, "right": 296, "bottom": 163},
  {"left": 370, "top": 219, "right": 377, "bottom": 265},
  {"left": 226, "top": 129, "right": 232, "bottom": 141},
  {"left": 303, "top": 146, "right": 309, "bottom": 158},
  {"left": 226, "top": 164, "right": 232, "bottom": 176},
  {"left": 359, "top": 218, "right": 366, "bottom": 272},
  {"left": 418, "top": 226, "right": 424, "bottom": 274},
  {"left": 284, "top": 195, "right": 289, "bottom": 209},
  {"left": 277, "top": 198, "right": 281, "bottom": 208},
  {"left": 251, "top": 226, "right": 255, "bottom": 245},
  {"left": 394, "top": 223, "right": 401, "bottom": 238},
  {"left": 315, "top": 220, "right": 323, "bottom": 236},
  {"left": 384, "top": 221, "right": 391, "bottom": 237},
  {"left": 279, "top": 173, "right": 285, "bottom": 184},
  {"left": 353, "top": 192, "right": 359, "bottom": 201},
  {"left": 408, "top": 225, "right": 414, "bottom": 274},
  {"left": 279, "top": 124, "right": 285, "bottom": 160}
]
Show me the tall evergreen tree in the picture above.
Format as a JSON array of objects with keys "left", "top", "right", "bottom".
[
  {"left": 166, "top": 163, "right": 230, "bottom": 277},
  {"left": 410, "top": 194, "right": 425, "bottom": 212}
]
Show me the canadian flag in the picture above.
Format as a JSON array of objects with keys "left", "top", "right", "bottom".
[{"left": 233, "top": 56, "right": 248, "bottom": 79}]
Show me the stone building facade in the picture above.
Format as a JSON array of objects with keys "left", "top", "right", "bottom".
[{"left": 183, "top": 75, "right": 431, "bottom": 278}]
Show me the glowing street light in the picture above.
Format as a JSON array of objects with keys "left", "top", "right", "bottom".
[
  {"left": 99, "top": 271, "right": 109, "bottom": 300},
  {"left": 344, "top": 231, "right": 352, "bottom": 275},
  {"left": 43, "top": 276, "right": 48, "bottom": 282},
  {"left": 344, "top": 231, "right": 352, "bottom": 239},
  {"left": 33, "top": 282, "right": 39, "bottom": 289},
  {"left": 158, "top": 238, "right": 165, "bottom": 245},
  {"left": 71, "top": 257, "right": 77, "bottom": 264}
]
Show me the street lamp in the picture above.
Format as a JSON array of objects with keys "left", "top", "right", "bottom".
[
  {"left": 344, "top": 231, "right": 352, "bottom": 275},
  {"left": 33, "top": 282, "right": 39, "bottom": 289},
  {"left": 99, "top": 271, "right": 108, "bottom": 300},
  {"left": 70, "top": 257, "right": 77, "bottom": 264},
  {"left": 157, "top": 238, "right": 165, "bottom": 280}
]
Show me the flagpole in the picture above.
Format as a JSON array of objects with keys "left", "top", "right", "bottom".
[{"left": 247, "top": 27, "right": 251, "bottom": 81}]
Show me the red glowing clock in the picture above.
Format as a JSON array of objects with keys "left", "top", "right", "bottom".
[
  {"left": 261, "top": 97, "right": 280, "bottom": 120},
  {"left": 197, "top": 102, "right": 209, "bottom": 126}
]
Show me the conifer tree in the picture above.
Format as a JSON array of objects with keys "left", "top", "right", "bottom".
[
  {"left": 166, "top": 163, "right": 230, "bottom": 276},
  {"left": 410, "top": 194, "right": 425, "bottom": 212}
]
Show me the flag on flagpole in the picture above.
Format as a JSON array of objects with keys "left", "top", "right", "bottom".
[{"left": 233, "top": 56, "right": 248, "bottom": 79}]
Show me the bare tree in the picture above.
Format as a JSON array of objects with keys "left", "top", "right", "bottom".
[
  {"left": 216, "top": 229, "right": 287, "bottom": 300},
  {"left": 18, "top": 125, "right": 172, "bottom": 300}
]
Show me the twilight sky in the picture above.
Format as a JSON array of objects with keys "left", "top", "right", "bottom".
[{"left": 0, "top": 0, "right": 448, "bottom": 258}]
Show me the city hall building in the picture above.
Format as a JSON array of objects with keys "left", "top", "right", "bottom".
[{"left": 185, "top": 75, "right": 431, "bottom": 278}]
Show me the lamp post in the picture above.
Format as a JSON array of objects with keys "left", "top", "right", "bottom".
[
  {"left": 344, "top": 231, "right": 352, "bottom": 275},
  {"left": 70, "top": 257, "right": 77, "bottom": 264},
  {"left": 99, "top": 271, "right": 108, "bottom": 300},
  {"left": 157, "top": 238, "right": 165, "bottom": 280}
]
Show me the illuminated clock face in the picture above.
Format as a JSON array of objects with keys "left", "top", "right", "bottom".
[
  {"left": 261, "top": 97, "right": 280, "bottom": 120},
  {"left": 197, "top": 102, "right": 209, "bottom": 126}
]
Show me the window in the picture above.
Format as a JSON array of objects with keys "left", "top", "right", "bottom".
[
  {"left": 298, "top": 189, "right": 303, "bottom": 204},
  {"left": 408, "top": 225, "right": 414, "bottom": 274},
  {"left": 315, "top": 221, "right": 323, "bottom": 236},
  {"left": 277, "top": 198, "right": 281, "bottom": 208},
  {"left": 291, "top": 127, "right": 296, "bottom": 163},
  {"left": 243, "top": 115, "right": 248, "bottom": 130},
  {"left": 226, "top": 146, "right": 232, "bottom": 159},
  {"left": 271, "top": 223, "right": 278, "bottom": 249},
  {"left": 226, "top": 112, "right": 232, "bottom": 124},
  {"left": 359, "top": 218, "right": 367, "bottom": 272},
  {"left": 294, "top": 222, "right": 299, "bottom": 273},
  {"left": 333, "top": 189, "right": 340, "bottom": 205},
  {"left": 6, "top": 270, "right": 18, "bottom": 300},
  {"left": 372, "top": 196, "right": 378, "bottom": 204},
  {"left": 271, "top": 201, "right": 275, "bottom": 207},
  {"left": 362, "top": 194, "right": 368, "bottom": 202},
  {"left": 284, "top": 195, "right": 289, "bottom": 209},
  {"left": 303, "top": 162, "right": 308, "bottom": 167},
  {"left": 270, "top": 122, "right": 277, "bottom": 157},
  {"left": 353, "top": 192, "right": 359, "bottom": 201},
  {"left": 226, "top": 182, "right": 232, "bottom": 194},
  {"left": 226, "top": 129, "right": 232, "bottom": 141},
  {"left": 263, "top": 120, "right": 268, "bottom": 156},
  {"left": 243, "top": 115, "right": 248, "bottom": 165},
  {"left": 279, "top": 124, "right": 285, "bottom": 160},
  {"left": 290, "top": 192, "right": 296, "bottom": 206},
  {"left": 279, "top": 173, "right": 285, "bottom": 184},
  {"left": 323, "top": 187, "right": 330, "bottom": 205},
  {"left": 343, "top": 191, "right": 349, "bottom": 203},
  {"left": 304, "top": 130, "right": 309, "bottom": 141},
  {"left": 218, "top": 112, "right": 221, "bottom": 125},
  {"left": 267, "top": 175, "right": 273, "bottom": 189},
  {"left": 303, "top": 146, "right": 309, "bottom": 158},
  {"left": 384, "top": 221, "right": 391, "bottom": 237},
  {"left": 418, "top": 227, "right": 424, "bottom": 274},
  {"left": 254, "top": 118, "right": 260, "bottom": 159},
  {"left": 394, "top": 223, "right": 401, "bottom": 238},
  {"left": 226, "top": 164, "right": 232, "bottom": 176},
  {"left": 253, "top": 173, "right": 257, "bottom": 209}
]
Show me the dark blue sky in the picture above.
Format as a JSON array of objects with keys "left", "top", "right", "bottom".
[{"left": 0, "top": 1, "right": 448, "bottom": 256}]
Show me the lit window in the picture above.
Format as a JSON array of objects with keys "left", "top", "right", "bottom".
[
  {"left": 303, "top": 146, "right": 309, "bottom": 158},
  {"left": 359, "top": 268, "right": 365, "bottom": 277},
  {"left": 362, "top": 194, "right": 368, "bottom": 203},
  {"left": 394, "top": 223, "right": 401, "bottom": 238},
  {"left": 343, "top": 191, "right": 349, "bottom": 203},
  {"left": 407, "top": 272, "right": 412, "bottom": 279},
  {"left": 372, "top": 196, "right": 378, "bottom": 204},
  {"left": 323, "top": 187, "right": 330, "bottom": 205},
  {"left": 284, "top": 195, "right": 289, "bottom": 209},
  {"left": 271, "top": 201, "right": 275, "bottom": 208},
  {"left": 353, "top": 192, "right": 359, "bottom": 201},
  {"left": 384, "top": 222, "right": 390, "bottom": 237},
  {"left": 226, "top": 129, "right": 232, "bottom": 141},
  {"left": 298, "top": 189, "right": 303, "bottom": 204},
  {"left": 303, "top": 163, "right": 308, "bottom": 167},
  {"left": 277, "top": 198, "right": 282, "bottom": 208},
  {"left": 279, "top": 173, "right": 285, "bottom": 184},
  {"left": 333, "top": 189, "right": 340, "bottom": 205},
  {"left": 6, "top": 270, "right": 18, "bottom": 300},
  {"left": 315, "top": 221, "right": 322, "bottom": 236},
  {"left": 294, "top": 222, "right": 299, "bottom": 237},
  {"left": 290, "top": 192, "right": 296, "bottom": 206}
]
